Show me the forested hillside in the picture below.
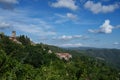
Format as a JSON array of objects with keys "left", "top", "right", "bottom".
[
  {"left": 0, "top": 33, "right": 120, "bottom": 80},
  {"left": 67, "top": 47, "right": 120, "bottom": 69}
]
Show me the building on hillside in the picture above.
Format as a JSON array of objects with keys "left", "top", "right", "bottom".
[
  {"left": 55, "top": 53, "right": 72, "bottom": 61},
  {"left": 9, "top": 31, "right": 22, "bottom": 44},
  {"left": 48, "top": 50, "right": 52, "bottom": 54}
]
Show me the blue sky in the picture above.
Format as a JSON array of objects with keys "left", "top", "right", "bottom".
[{"left": 0, "top": 0, "right": 120, "bottom": 48}]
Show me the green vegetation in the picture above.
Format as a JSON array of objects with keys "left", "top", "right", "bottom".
[
  {"left": 17, "top": 35, "right": 31, "bottom": 45},
  {"left": 67, "top": 47, "right": 120, "bottom": 69},
  {"left": 0, "top": 33, "right": 120, "bottom": 80}
]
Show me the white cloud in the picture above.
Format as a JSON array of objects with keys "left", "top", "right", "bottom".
[
  {"left": 0, "top": 0, "right": 18, "bottom": 4},
  {"left": 102, "top": 0, "right": 110, "bottom": 2},
  {"left": 73, "top": 35, "right": 83, "bottom": 38},
  {"left": 55, "top": 13, "right": 77, "bottom": 24},
  {"left": 88, "top": 29, "right": 98, "bottom": 33},
  {"left": 100, "top": 20, "right": 113, "bottom": 33},
  {"left": 60, "top": 43, "right": 83, "bottom": 47},
  {"left": 113, "top": 42, "right": 119, "bottom": 45},
  {"left": 0, "top": 9, "right": 56, "bottom": 36},
  {"left": 115, "top": 25, "right": 120, "bottom": 29},
  {"left": 0, "top": 0, "right": 19, "bottom": 10},
  {"left": 67, "top": 13, "right": 77, "bottom": 20},
  {"left": 51, "top": 0, "right": 78, "bottom": 10},
  {"left": 88, "top": 19, "right": 114, "bottom": 34},
  {"left": 54, "top": 35, "right": 83, "bottom": 40},
  {"left": 58, "top": 35, "right": 73, "bottom": 40},
  {"left": 0, "top": 22, "right": 11, "bottom": 29},
  {"left": 12, "top": 20, "right": 56, "bottom": 36},
  {"left": 84, "top": 1, "right": 119, "bottom": 14}
]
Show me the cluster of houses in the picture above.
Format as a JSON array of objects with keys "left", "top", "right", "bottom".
[
  {"left": 4, "top": 31, "right": 73, "bottom": 61},
  {"left": 46, "top": 49, "right": 72, "bottom": 61},
  {"left": 55, "top": 53, "right": 72, "bottom": 61}
]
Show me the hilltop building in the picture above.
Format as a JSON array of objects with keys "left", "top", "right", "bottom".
[{"left": 9, "top": 31, "right": 22, "bottom": 44}]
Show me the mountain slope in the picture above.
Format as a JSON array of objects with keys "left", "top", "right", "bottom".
[
  {"left": 0, "top": 34, "right": 120, "bottom": 80},
  {"left": 67, "top": 47, "right": 120, "bottom": 68}
]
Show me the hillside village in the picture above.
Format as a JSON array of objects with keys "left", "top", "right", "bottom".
[{"left": 1, "top": 31, "right": 72, "bottom": 61}]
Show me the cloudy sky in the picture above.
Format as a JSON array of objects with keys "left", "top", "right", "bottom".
[{"left": 0, "top": 0, "right": 120, "bottom": 48}]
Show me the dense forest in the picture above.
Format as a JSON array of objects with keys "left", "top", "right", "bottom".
[
  {"left": 66, "top": 47, "right": 120, "bottom": 69},
  {"left": 0, "top": 33, "right": 120, "bottom": 80}
]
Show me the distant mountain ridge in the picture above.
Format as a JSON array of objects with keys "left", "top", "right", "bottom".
[
  {"left": 66, "top": 47, "right": 120, "bottom": 68},
  {"left": 65, "top": 47, "right": 99, "bottom": 50},
  {"left": 65, "top": 46, "right": 120, "bottom": 50}
]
